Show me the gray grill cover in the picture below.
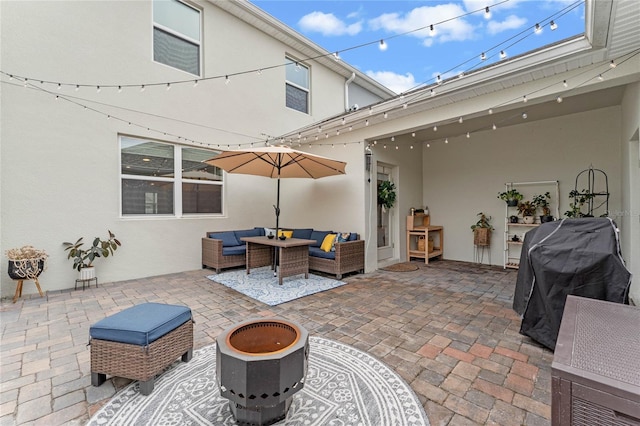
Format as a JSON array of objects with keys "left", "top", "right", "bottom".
[{"left": 513, "top": 218, "right": 632, "bottom": 350}]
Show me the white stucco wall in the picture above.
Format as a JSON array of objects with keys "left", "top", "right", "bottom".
[
  {"left": 422, "top": 106, "right": 626, "bottom": 271},
  {"left": 0, "top": 1, "right": 380, "bottom": 297},
  {"left": 620, "top": 82, "right": 640, "bottom": 304}
]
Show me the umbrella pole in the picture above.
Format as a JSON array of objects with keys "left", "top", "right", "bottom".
[{"left": 273, "top": 176, "right": 281, "bottom": 277}]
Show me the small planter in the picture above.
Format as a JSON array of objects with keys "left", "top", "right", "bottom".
[
  {"left": 473, "top": 228, "right": 491, "bottom": 246},
  {"left": 523, "top": 216, "right": 535, "bottom": 224},
  {"left": 540, "top": 215, "right": 554, "bottom": 223},
  {"left": 507, "top": 199, "right": 518, "bottom": 207},
  {"left": 510, "top": 216, "right": 519, "bottom": 223},
  {"left": 79, "top": 266, "right": 96, "bottom": 280},
  {"left": 7, "top": 259, "right": 45, "bottom": 280}
]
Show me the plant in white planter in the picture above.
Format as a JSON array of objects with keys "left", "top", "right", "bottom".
[
  {"left": 63, "top": 230, "right": 121, "bottom": 279},
  {"left": 517, "top": 201, "right": 537, "bottom": 224}
]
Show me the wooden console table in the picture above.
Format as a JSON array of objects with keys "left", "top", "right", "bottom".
[{"left": 406, "top": 215, "right": 443, "bottom": 264}]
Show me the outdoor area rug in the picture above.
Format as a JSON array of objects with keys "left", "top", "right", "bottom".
[
  {"left": 88, "top": 336, "right": 430, "bottom": 426},
  {"left": 206, "top": 267, "right": 347, "bottom": 306},
  {"left": 380, "top": 262, "right": 420, "bottom": 272}
]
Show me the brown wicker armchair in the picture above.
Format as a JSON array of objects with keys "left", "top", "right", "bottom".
[
  {"left": 201, "top": 237, "right": 245, "bottom": 273},
  {"left": 309, "top": 239, "right": 365, "bottom": 279}
]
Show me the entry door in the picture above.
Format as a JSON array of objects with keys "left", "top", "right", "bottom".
[{"left": 377, "top": 165, "right": 394, "bottom": 261}]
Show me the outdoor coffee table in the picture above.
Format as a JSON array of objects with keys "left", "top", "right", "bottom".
[{"left": 241, "top": 236, "right": 315, "bottom": 285}]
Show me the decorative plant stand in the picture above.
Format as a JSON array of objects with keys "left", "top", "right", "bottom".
[{"left": 8, "top": 259, "right": 45, "bottom": 303}]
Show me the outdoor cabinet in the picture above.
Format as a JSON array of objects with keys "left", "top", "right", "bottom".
[{"left": 551, "top": 296, "right": 640, "bottom": 425}]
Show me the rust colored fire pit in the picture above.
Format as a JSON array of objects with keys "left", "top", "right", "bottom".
[{"left": 216, "top": 318, "right": 309, "bottom": 426}]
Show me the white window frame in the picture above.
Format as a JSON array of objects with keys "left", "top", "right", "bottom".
[
  {"left": 120, "top": 135, "right": 223, "bottom": 218},
  {"left": 285, "top": 56, "right": 310, "bottom": 114},
  {"left": 152, "top": 0, "right": 202, "bottom": 76}
]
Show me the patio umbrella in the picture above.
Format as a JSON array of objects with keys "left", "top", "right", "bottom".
[{"left": 205, "top": 145, "right": 346, "bottom": 234}]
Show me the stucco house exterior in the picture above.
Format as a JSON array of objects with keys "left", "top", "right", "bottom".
[
  {"left": 1, "top": 0, "right": 639, "bottom": 304},
  {"left": 0, "top": 0, "right": 393, "bottom": 298}
]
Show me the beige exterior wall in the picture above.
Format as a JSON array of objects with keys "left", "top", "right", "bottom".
[
  {"left": 621, "top": 82, "right": 640, "bottom": 304},
  {"left": 0, "top": 1, "right": 383, "bottom": 297}
]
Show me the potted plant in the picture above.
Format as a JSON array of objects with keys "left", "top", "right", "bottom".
[
  {"left": 533, "top": 192, "right": 553, "bottom": 223},
  {"left": 565, "top": 189, "right": 600, "bottom": 218},
  {"left": 63, "top": 230, "right": 121, "bottom": 280},
  {"left": 517, "top": 201, "right": 537, "bottom": 224},
  {"left": 377, "top": 181, "right": 397, "bottom": 211},
  {"left": 5, "top": 245, "right": 48, "bottom": 280},
  {"left": 471, "top": 212, "right": 494, "bottom": 246},
  {"left": 497, "top": 189, "right": 523, "bottom": 207}
]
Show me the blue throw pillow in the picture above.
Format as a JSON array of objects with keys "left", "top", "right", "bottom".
[
  {"left": 209, "top": 231, "right": 239, "bottom": 247},
  {"left": 348, "top": 232, "right": 358, "bottom": 241},
  {"left": 310, "top": 230, "right": 332, "bottom": 247},
  {"left": 292, "top": 228, "right": 313, "bottom": 240}
]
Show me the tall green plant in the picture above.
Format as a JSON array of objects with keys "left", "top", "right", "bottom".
[{"left": 377, "top": 181, "right": 397, "bottom": 210}]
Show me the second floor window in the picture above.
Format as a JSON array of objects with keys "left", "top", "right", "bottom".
[
  {"left": 153, "top": 0, "right": 201, "bottom": 75},
  {"left": 285, "top": 58, "right": 309, "bottom": 113}
]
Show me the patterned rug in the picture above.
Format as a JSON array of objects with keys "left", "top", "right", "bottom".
[
  {"left": 88, "top": 336, "right": 430, "bottom": 425},
  {"left": 380, "top": 262, "right": 420, "bottom": 272},
  {"left": 207, "top": 267, "right": 347, "bottom": 306}
]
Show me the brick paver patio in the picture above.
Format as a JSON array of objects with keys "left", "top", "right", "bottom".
[{"left": 0, "top": 260, "right": 553, "bottom": 425}]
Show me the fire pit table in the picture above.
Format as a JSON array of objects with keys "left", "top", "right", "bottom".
[{"left": 216, "top": 318, "right": 309, "bottom": 426}]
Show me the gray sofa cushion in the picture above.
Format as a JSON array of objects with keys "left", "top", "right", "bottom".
[
  {"left": 309, "top": 247, "right": 335, "bottom": 259},
  {"left": 222, "top": 245, "right": 246, "bottom": 256},
  {"left": 234, "top": 228, "right": 264, "bottom": 240},
  {"left": 292, "top": 228, "right": 313, "bottom": 240},
  {"left": 209, "top": 231, "right": 239, "bottom": 247}
]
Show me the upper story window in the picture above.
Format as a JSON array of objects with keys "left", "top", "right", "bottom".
[
  {"left": 120, "top": 136, "right": 222, "bottom": 216},
  {"left": 153, "top": 0, "right": 201, "bottom": 75},
  {"left": 285, "top": 57, "right": 309, "bottom": 113}
]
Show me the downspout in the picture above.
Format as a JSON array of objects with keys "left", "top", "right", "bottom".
[{"left": 345, "top": 72, "right": 356, "bottom": 111}]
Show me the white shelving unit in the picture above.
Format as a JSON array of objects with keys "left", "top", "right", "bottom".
[{"left": 503, "top": 180, "right": 560, "bottom": 269}]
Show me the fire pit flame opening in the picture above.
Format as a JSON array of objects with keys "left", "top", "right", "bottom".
[{"left": 228, "top": 321, "right": 300, "bottom": 355}]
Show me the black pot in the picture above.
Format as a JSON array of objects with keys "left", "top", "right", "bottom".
[
  {"left": 7, "top": 259, "right": 44, "bottom": 280},
  {"left": 510, "top": 216, "right": 519, "bottom": 223},
  {"left": 540, "top": 215, "right": 554, "bottom": 223},
  {"left": 507, "top": 200, "right": 518, "bottom": 207}
]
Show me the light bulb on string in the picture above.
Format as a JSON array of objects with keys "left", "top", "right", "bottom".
[
  {"left": 75, "top": 85, "right": 80, "bottom": 92},
  {"left": 485, "top": 6, "right": 491, "bottom": 18},
  {"left": 480, "top": 52, "right": 487, "bottom": 61},
  {"left": 445, "top": 138, "right": 449, "bottom": 144},
  {"left": 500, "top": 50, "right": 507, "bottom": 59},
  {"left": 556, "top": 96, "right": 563, "bottom": 103},
  {"left": 96, "top": 86, "right": 101, "bottom": 93},
  {"left": 433, "top": 126, "right": 438, "bottom": 132},
  {"left": 610, "top": 60, "right": 617, "bottom": 68},
  {"left": 57, "top": 83, "right": 61, "bottom": 90},
  {"left": 522, "top": 112, "right": 528, "bottom": 119},
  {"left": 430, "top": 89, "right": 435, "bottom": 97},
  {"left": 379, "top": 40, "right": 387, "bottom": 51},
  {"left": 492, "top": 123, "right": 497, "bottom": 130},
  {"left": 383, "top": 112, "right": 388, "bottom": 118},
  {"left": 489, "top": 108, "right": 493, "bottom": 114},
  {"left": 458, "top": 117, "right": 463, "bottom": 124},
  {"left": 550, "top": 21, "right": 558, "bottom": 30},
  {"left": 563, "top": 80, "right": 568, "bottom": 88},
  {"left": 118, "top": 86, "right": 122, "bottom": 93},
  {"left": 523, "top": 95, "right": 528, "bottom": 103},
  {"left": 141, "top": 85, "right": 146, "bottom": 92},
  {"left": 597, "top": 74, "right": 604, "bottom": 81},
  {"left": 411, "top": 132, "right": 416, "bottom": 137},
  {"left": 429, "top": 24, "right": 436, "bottom": 36},
  {"left": 436, "top": 75, "right": 442, "bottom": 85},
  {"left": 166, "top": 83, "right": 171, "bottom": 90},
  {"left": 410, "top": 145, "right": 414, "bottom": 149},
  {"left": 365, "top": 120, "right": 369, "bottom": 126},
  {"left": 534, "top": 23, "right": 542, "bottom": 34},
  {"left": 225, "top": 75, "right": 230, "bottom": 85},
  {"left": 466, "top": 132, "right": 470, "bottom": 138},
  {"left": 426, "top": 143, "right": 430, "bottom": 148},
  {"left": 194, "top": 80, "right": 199, "bottom": 87}
]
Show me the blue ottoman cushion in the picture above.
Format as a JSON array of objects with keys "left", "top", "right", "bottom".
[{"left": 90, "top": 303, "right": 192, "bottom": 347}]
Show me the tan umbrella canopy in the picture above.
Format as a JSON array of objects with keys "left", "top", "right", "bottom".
[{"left": 205, "top": 145, "right": 347, "bottom": 234}]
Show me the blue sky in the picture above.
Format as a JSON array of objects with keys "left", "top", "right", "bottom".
[{"left": 252, "top": 0, "right": 585, "bottom": 93}]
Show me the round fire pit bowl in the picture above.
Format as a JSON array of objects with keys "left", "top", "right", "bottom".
[{"left": 216, "top": 318, "right": 309, "bottom": 426}]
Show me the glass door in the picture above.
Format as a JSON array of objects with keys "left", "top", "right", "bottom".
[{"left": 377, "top": 165, "right": 394, "bottom": 261}]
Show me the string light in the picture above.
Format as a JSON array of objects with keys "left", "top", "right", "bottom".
[
  {"left": 500, "top": 50, "right": 507, "bottom": 59},
  {"left": 379, "top": 40, "right": 387, "bottom": 51},
  {"left": 556, "top": 96, "right": 563, "bottom": 103},
  {"left": 563, "top": 80, "right": 568, "bottom": 87},
  {"left": 610, "top": 60, "right": 617, "bottom": 68},
  {"left": 550, "top": 20, "right": 558, "bottom": 30},
  {"left": 430, "top": 89, "right": 436, "bottom": 97},
  {"left": 466, "top": 132, "right": 470, "bottom": 138},
  {"left": 445, "top": 138, "right": 449, "bottom": 144},
  {"left": 193, "top": 80, "right": 199, "bottom": 87},
  {"left": 383, "top": 112, "right": 388, "bottom": 118},
  {"left": 75, "top": 84, "right": 80, "bottom": 91},
  {"left": 484, "top": 6, "right": 491, "bottom": 19},
  {"left": 429, "top": 24, "right": 436, "bottom": 36},
  {"left": 166, "top": 83, "right": 171, "bottom": 90},
  {"left": 96, "top": 86, "right": 101, "bottom": 93},
  {"left": 597, "top": 74, "right": 604, "bottom": 81},
  {"left": 534, "top": 23, "right": 542, "bottom": 34},
  {"left": 480, "top": 52, "right": 487, "bottom": 61},
  {"left": 118, "top": 85, "right": 122, "bottom": 93},
  {"left": 492, "top": 123, "right": 497, "bottom": 130},
  {"left": 523, "top": 95, "right": 528, "bottom": 103},
  {"left": 140, "top": 85, "right": 145, "bottom": 92},
  {"left": 225, "top": 75, "right": 230, "bottom": 84},
  {"left": 433, "top": 125, "right": 438, "bottom": 131},
  {"left": 411, "top": 132, "right": 415, "bottom": 137},
  {"left": 458, "top": 117, "right": 463, "bottom": 124},
  {"left": 522, "top": 112, "right": 528, "bottom": 119}
]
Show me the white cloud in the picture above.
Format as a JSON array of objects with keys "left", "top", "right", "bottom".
[
  {"left": 365, "top": 70, "right": 417, "bottom": 94},
  {"left": 487, "top": 14, "right": 527, "bottom": 35},
  {"left": 298, "top": 11, "right": 362, "bottom": 36},
  {"left": 368, "top": 4, "right": 477, "bottom": 45}
]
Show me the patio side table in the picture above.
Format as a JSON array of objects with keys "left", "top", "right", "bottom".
[
  {"left": 551, "top": 295, "right": 640, "bottom": 425},
  {"left": 75, "top": 277, "right": 98, "bottom": 290}
]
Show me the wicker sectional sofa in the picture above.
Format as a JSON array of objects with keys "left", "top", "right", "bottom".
[{"left": 202, "top": 227, "right": 364, "bottom": 279}]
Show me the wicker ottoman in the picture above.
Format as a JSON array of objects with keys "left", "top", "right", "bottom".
[{"left": 89, "top": 303, "right": 193, "bottom": 395}]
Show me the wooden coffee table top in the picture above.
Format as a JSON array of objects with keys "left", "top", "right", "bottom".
[{"left": 241, "top": 236, "right": 316, "bottom": 248}]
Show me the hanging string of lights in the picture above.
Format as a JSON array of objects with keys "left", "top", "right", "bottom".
[
  {"left": 2, "top": 0, "right": 602, "bottom": 151},
  {"left": 1, "top": 0, "right": 514, "bottom": 93},
  {"left": 281, "top": 0, "right": 585, "bottom": 143}
]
